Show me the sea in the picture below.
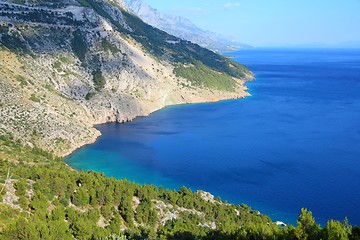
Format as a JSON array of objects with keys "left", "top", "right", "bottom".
[{"left": 65, "top": 48, "right": 360, "bottom": 225}]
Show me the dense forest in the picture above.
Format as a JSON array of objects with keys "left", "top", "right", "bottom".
[{"left": 0, "top": 135, "right": 359, "bottom": 239}]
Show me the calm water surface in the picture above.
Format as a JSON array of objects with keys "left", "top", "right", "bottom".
[{"left": 66, "top": 49, "right": 360, "bottom": 225}]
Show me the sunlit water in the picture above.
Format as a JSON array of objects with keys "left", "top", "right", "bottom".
[{"left": 66, "top": 48, "right": 360, "bottom": 225}]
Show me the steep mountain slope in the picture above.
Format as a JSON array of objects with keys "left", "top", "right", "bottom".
[
  {"left": 0, "top": 0, "right": 253, "bottom": 156},
  {"left": 125, "top": 0, "right": 251, "bottom": 52}
]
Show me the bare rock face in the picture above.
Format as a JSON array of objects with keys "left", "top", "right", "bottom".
[{"left": 0, "top": 0, "right": 252, "bottom": 156}]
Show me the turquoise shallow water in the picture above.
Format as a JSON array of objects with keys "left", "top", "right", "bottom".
[{"left": 66, "top": 48, "right": 360, "bottom": 225}]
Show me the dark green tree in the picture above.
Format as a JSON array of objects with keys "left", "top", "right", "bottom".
[
  {"left": 295, "top": 208, "right": 321, "bottom": 240},
  {"left": 324, "top": 220, "right": 349, "bottom": 240},
  {"left": 71, "top": 187, "right": 89, "bottom": 207},
  {"left": 6, "top": 218, "right": 39, "bottom": 240}
]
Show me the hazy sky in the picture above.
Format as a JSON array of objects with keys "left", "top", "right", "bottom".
[{"left": 143, "top": 0, "right": 360, "bottom": 47}]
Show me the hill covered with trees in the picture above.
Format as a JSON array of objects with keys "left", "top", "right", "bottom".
[{"left": 1, "top": 135, "right": 359, "bottom": 239}]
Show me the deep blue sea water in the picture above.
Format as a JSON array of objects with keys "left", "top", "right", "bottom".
[{"left": 65, "top": 48, "right": 360, "bottom": 225}]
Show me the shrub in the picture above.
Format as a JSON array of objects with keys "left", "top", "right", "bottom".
[
  {"left": 92, "top": 69, "right": 106, "bottom": 91},
  {"left": 71, "top": 30, "right": 87, "bottom": 62},
  {"left": 29, "top": 94, "right": 40, "bottom": 102}
]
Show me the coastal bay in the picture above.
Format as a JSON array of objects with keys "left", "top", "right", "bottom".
[{"left": 66, "top": 48, "right": 360, "bottom": 225}]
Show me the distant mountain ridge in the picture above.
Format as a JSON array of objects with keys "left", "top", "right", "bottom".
[{"left": 125, "top": 0, "right": 251, "bottom": 52}]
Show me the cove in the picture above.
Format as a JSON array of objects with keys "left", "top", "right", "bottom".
[{"left": 66, "top": 48, "right": 360, "bottom": 225}]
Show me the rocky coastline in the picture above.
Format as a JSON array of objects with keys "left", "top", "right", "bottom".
[{"left": 0, "top": 0, "right": 253, "bottom": 157}]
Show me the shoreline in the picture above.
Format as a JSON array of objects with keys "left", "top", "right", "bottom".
[
  {"left": 61, "top": 79, "right": 253, "bottom": 158},
  {"left": 62, "top": 85, "right": 293, "bottom": 226}
]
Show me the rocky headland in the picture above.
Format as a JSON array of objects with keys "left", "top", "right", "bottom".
[{"left": 0, "top": 0, "right": 253, "bottom": 156}]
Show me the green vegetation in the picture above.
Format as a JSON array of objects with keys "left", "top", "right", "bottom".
[
  {"left": 174, "top": 61, "right": 236, "bottom": 91},
  {"left": 50, "top": 57, "right": 72, "bottom": 73},
  {"left": 75, "top": 0, "right": 252, "bottom": 91},
  {"left": 76, "top": 0, "right": 125, "bottom": 30},
  {"left": 16, "top": 75, "right": 28, "bottom": 86},
  {"left": 0, "top": 6, "right": 78, "bottom": 26},
  {"left": 92, "top": 69, "right": 106, "bottom": 91},
  {"left": 101, "top": 39, "right": 120, "bottom": 54},
  {"left": 52, "top": 61, "right": 62, "bottom": 71},
  {"left": 118, "top": 10, "right": 252, "bottom": 80},
  {"left": 29, "top": 94, "right": 40, "bottom": 102},
  {"left": 0, "top": 136, "right": 359, "bottom": 239},
  {"left": 85, "top": 91, "right": 95, "bottom": 100},
  {"left": 76, "top": 0, "right": 91, "bottom": 8},
  {"left": 0, "top": 1, "right": 358, "bottom": 238},
  {"left": 0, "top": 26, "right": 29, "bottom": 54},
  {"left": 71, "top": 30, "right": 88, "bottom": 62}
]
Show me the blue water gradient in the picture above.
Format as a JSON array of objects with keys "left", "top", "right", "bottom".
[{"left": 65, "top": 48, "right": 360, "bottom": 225}]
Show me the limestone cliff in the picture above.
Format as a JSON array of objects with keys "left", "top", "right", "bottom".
[{"left": 0, "top": 0, "right": 253, "bottom": 156}]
